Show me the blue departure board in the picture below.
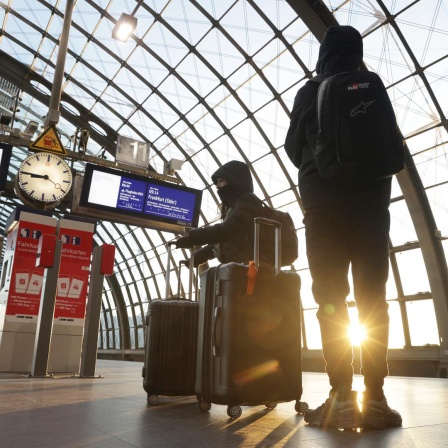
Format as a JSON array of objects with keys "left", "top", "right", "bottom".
[{"left": 77, "top": 163, "right": 202, "bottom": 230}]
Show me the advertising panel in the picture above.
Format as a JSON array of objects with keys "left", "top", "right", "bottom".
[
  {"left": 6, "top": 218, "right": 56, "bottom": 320},
  {"left": 54, "top": 219, "right": 95, "bottom": 323}
]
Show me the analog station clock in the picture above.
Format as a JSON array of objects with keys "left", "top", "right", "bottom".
[{"left": 14, "top": 152, "right": 73, "bottom": 210}]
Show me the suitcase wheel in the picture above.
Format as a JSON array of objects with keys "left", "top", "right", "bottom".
[
  {"left": 198, "top": 399, "right": 211, "bottom": 412},
  {"left": 147, "top": 394, "right": 160, "bottom": 405},
  {"left": 264, "top": 402, "right": 277, "bottom": 410},
  {"left": 227, "top": 405, "right": 242, "bottom": 419},
  {"left": 295, "top": 400, "right": 309, "bottom": 415}
]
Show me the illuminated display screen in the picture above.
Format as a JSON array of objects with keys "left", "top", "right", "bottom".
[
  {"left": 0, "top": 143, "right": 12, "bottom": 191},
  {"left": 79, "top": 164, "right": 202, "bottom": 229}
]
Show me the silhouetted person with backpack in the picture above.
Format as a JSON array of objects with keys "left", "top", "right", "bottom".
[
  {"left": 175, "top": 160, "right": 265, "bottom": 266},
  {"left": 176, "top": 160, "right": 298, "bottom": 270},
  {"left": 285, "top": 25, "right": 403, "bottom": 430}
]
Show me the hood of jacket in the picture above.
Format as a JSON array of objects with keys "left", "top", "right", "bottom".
[
  {"left": 211, "top": 160, "right": 254, "bottom": 195},
  {"left": 316, "top": 25, "right": 363, "bottom": 75}
]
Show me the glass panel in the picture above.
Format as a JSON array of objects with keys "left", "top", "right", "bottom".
[
  {"left": 107, "top": 329, "right": 115, "bottom": 349},
  {"left": 442, "top": 240, "right": 448, "bottom": 264},
  {"left": 164, "top": 0, "right": 210, "bottom": 45},
  {"left": 393, "top": 76, "right": 438, "bottom": 138},
  {"left": 101, "top": 222, "right": 121, "bottom": 241},
  {"left": 427, "top": 58, "right": 448, "bottom": 118},
  {"left": 398, "top": 0, "right": 448, "bottom": 67},
  {"left": 259, "top": 40, "right": 304, "bottom": 94},
  {"left": 115, "top": 269, "right": 125, "bottom": 287},
  {"left": 184, "top": 105, "right": 225, "bottom": 150},
  {"left": 128, "top": 283, "right": 140, "bottom": 304},
  {"left": 143, "top": 21, "right": 189, "bottom": 68},
  {"left": 196, "top": 29, "right": 244, "bottom": 78},
  {"left": 135, "top": 280, "right": 149, "bottom": 302},
  {"left": 228, "top": 64, "right": 274, "bottom": 113},
  {"left": 208, "top": 133, "right": 242, "bottom": 162},
  {"left": 427, "top": 183, "right": 448, "bottom": 236},
  {"left": 155, "top": 273, "right": 167, "bottom": 300},
  {"left": 269, "top": 189, "right": 301, "bottom": 213},
  {"left": 300, "top": 270, "right": 315, "bottom": 309},
  {"left": 388, "top": 301, "right": 406, "bottom": 349},
  {"left": 296, "top": 229, "right": 308, "bottom": 271},
  {"left": 212, "top": 93, "right": 248, "bottom": 129},
  {"left": 194, "top": 0, "right": 231, "bottom": 19},
  {"left": 129, "top": 327, "right": 135, "bottom": 349},
  {"left": 137, "top": 327, "right": 145, "bottom": 349},
  {"left": 254, "top": 101, "right": 290, "bottom": 150},
  {"left": 127, "top": 46, "right": 170, "bottom": 88},
  {"left": 303, "top": 308, "right": 321, "bottom": 349},
  {"left": 253, "top": 155, "right": 294, "bottom": 198},
  {"left": 406, "top": 300, "right": 439, "bottom": 346},
  {"left": 414, "top": 149, "right": 448, "bottom": 190},
  {"left": 386, "top": 265, "right": 399, "bottom": 302},
  {"left": 174, "top": 54, "right": 221, "bottom": 98},
  {"left": 390, "top": 199, "right": 418, "bottom": 247},
  {"left": 98, "top": 331, "right": 105, "bottom": 349},
  {"left": 221, "top": 1, "right": 274, "bottom": 56},
  {"left": 144, "top": 92, "right": 180, "bottom": 132},
  {"left": 395, "top": 249, "right": 431, "bottom": 296},
  {"left": 105, "top": 311, "right": 112, "bottom": 328},
  {"left": 146, "top": 278, "right": 160, "bottom": 302},
  {"left": 115, "top": 329, "right": 121, "bottom": 349},
  {"left": 18, "top": 3, "right": 52, "bottom": 29},
  {"left": 134, "top": 305, "right": 144, "bottom": 327},
  {"left": 121, "top": 267, "right": 133, "bottom": 285}
]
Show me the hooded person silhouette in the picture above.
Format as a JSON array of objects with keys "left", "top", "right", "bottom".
[{"left": 175, "top": 160, "right": 265, "bottom": 267}]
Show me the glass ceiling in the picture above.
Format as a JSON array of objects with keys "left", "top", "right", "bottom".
[{"left": 0, "top": 0, "right": 447, "bottom": 357}]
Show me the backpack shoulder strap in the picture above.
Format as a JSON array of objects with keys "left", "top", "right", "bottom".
[
  {"left": 238, "top": 192, "right": 262, "bottom": 204},
  {"left": 307, "top": 73, "right": 327, "bottom": 85}
]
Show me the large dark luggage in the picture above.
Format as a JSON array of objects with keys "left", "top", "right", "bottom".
[
  {"left": 142, "top": 242, "right": 198, "bottom": 405},
  {"left": 195, "top": 217, "right": 308, "bottom": 418}
]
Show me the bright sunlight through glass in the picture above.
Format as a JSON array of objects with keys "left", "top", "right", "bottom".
[
  {"left": 116, "top": 24, "right": 134, "bottom": 41},
  {"left": 348, "top": 322, "right": 366, "bottom": 346}
]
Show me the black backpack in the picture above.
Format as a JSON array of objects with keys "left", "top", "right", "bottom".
[
  {"left": 257, "top": 200, "right": 298, "bottom": 267},
  {"left": 311, "top": 71, "right": 405, "bottom": 186}
]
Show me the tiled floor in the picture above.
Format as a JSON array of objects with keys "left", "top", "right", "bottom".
[{"left": 0, "top": 360, "right": 447, "bottom": 447}]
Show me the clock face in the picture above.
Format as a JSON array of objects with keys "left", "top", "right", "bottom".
[{"left": 16, "top": 152, "right": 73, "bottom": 204}]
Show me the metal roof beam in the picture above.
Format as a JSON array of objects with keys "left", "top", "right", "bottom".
[
  {"left": 0, "top": 50, "right": 117, "bottom": 154},
  {"left": 285, "top": 0, "right": 338, "bottom": 43}
]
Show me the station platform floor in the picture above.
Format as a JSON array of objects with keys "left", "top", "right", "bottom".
[{"left": 0, "top": 359, "right": 447, "bottom": 447}]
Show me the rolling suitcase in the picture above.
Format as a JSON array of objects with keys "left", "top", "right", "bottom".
[
  {"left": 142, "top": 242, "right": 199, "bottom": 405},
  {"left": 195, "top": 217, "right": 308, "bottom": 418}
]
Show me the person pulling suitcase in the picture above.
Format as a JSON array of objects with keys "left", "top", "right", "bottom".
[{"left": 175, "top": 160, "right": 266, "bottom": 266}]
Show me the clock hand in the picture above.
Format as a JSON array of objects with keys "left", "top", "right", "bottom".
[
  {"left": 21, "top": 171, "right": 62, "bottom": 189},
  {"left": 21, "top": 171, "right": 49, "bottom": 179},
  {"left": 46, "top": 177, "right": 62, "bottom": 189}
]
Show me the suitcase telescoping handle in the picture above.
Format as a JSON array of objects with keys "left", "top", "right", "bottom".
[
  {"left": 254, "top": 217, "right": 281, "bottom": 275},
  {"left": 178, "top": 259, "right": 198, "bottom": 300},
  {"left": 165, "top": 241, "right": 195, "bottom": 301}
]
